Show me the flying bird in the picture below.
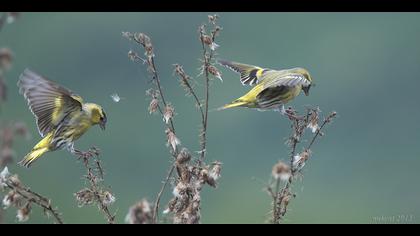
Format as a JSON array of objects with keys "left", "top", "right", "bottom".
[
  {"left": 217, "top": 60, "right": 313, "bottom": 112},
  {"left": 17, "top": 69, "right": 107, "bottom": 168}
]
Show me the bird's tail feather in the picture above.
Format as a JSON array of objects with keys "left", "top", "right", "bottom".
[
  {"left": 218, "top": 100, "right": 249, "bottom": 110},
  {"left": 19, "top": 147, "right": 49, "bottom": 168},
  {"left": 19, "top": 134, "right": 52, "bottom": 168}
]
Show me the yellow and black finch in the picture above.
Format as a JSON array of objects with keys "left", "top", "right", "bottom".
[
  {"left": 218, "top": 60, "right": 313, "bottom": 111},
  {"left": 17, "top": 69, "right": 107, "bottom": 168}
]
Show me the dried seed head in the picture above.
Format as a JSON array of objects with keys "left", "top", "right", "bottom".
[
  {"left": 173, "top": 182, "right": 188, "bottom": 198},
  {"left": 125, "top": 199, "right": 153, "bottom": 224},
  {"left": 166, "top": 128, "right": 180, "bottom": 152},
  {"left": 163, "top": 104, "right": 175, "bottom": 124},
  {"left": 200, "top": 34, "right": 219, "bottom": 51},
  {"left": 209, "top": 161, "right": 222, "bottom": 181},
  {"left": 207, "top": 65, "right": 223, "bottom": 81},
  {"left": 0, "top": 166, "right": 11, "bottom": 188},
  {"left": 16, "top": 203, "right": 31, "bottom": 222},
  {"left": 74, "top": 188, "right": 95, "bottom": 207},
  {"left": 307, "top": 111, "right": 319, "bottom": 133},
  {"left": 128, "top": 50, "right": 138, "bottom": 61},
  {"left": 292, "top": 150, "right": 311, "bottom": 171},
  {"left": 272, "top": 161, "right": 291, "bottom": 181},
  {"left": 8, "top": 174, "right": 21, "bottom": 187},
  {"left": 101, "top": 191, "right": 116, "bottom": 206},
  {"left": 176, "top": 148, "right": 191, "bottom": 165},
  {"left": 208, "top": 14, "right": 218, "bottom": 24},
  {"left": 122, "top": 31, "right": 134, "bottom": 40},
  {"left": 0, "top": 48, "right": 13, "bottom": 72},
  {"left": 148, "top": 98, "right": 159, "bottom": 114},
  {"left": 3, "top": 190, "right": 23, "bottom": 209}
]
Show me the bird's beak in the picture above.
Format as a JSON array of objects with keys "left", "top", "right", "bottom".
[
  {"left": 99, "top": 115, "right": 107, "bottom": 131},
  {"left": 303, "top": 85, "right": 310, "bottom": 96}
]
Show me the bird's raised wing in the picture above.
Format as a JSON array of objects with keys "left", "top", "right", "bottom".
[
  {"left": 18, "top": 69, "right": 83, "bottom": 137},
  {"left": 261, "top": 71, "right": 311, "bottom": 89},
  {"left": 217, "top": 59, "right": 268, "bottom": 86}
]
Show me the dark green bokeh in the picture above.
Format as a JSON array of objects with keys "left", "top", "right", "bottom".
[{"left": 1, "top": 12, "right": 420, "bottom": 223}]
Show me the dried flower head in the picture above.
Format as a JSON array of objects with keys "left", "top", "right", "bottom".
[
  {"left": 208, "top": 14, "right": 218, "bottom": 24},
  {"left": 307, "top": 110, "right": 319, "bottom": 133},
  {"left": 125, "top": 199, "right": 153, "bottom": 224},
  {"left": 0, "top": 48, "right": 13, "bottom": 72},
  {"left": 173, "top": 182, "right": 188, "bottom": 198},
  {"left": 200, "top": 33, "right": 219, "bottom": 51},
  {"left": 209, "top": 161, "right": 222, "bottom": 181},
  {"left": 207, "top": 65, "right": 223, "bottom": 81},
  {"left": 101, "top": 191, "right": 116, "bottom": 206},
  {"left": 6, "top": 175, "right": 21, "bottom": 189},
  {"left": 0, "top": 166, "right": 10, "bottom": 188},
  {"left": 272, "top": 161, "right": 291, "bottom": 181},
  {"left": 148, "top": 98, "right": 159, "bottom": 114},
  {"left": 128, "top": 50, "right": 138, "bottom": 62},
  {"left": 166, "top": 128, "right": 180, "bottom": 152},
  {"left": 16, "top": 203, "right": 31, "bottom": 222},
  {"left": 292, "top": 150, "right": 311, "bottom": 172},
  {"left": 163, "top": 104, "right": 175, "bottom": 124},
  {"left": 176, "top": 148, "right": 191, "bottom": 165},
  {"left": 2, "top": 190, "right": 23, "bottom": 209},
  {"left": 75, "top": 188, "right": 95, "bottom": 207},
  {"left": 122, "top": 31, "right": 134, "bottom": 40}
]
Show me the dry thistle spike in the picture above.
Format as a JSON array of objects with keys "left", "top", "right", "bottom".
[
  {"left": 272, "top": 161, "right": 291, "bottom": 181},
  {"left": 163, "top": 104, "right": 175, "bottom": 124},
  {"left": 292, "top": 150, "right": 311, "bottom": 172},
  {"left": 0, "top": 167, "right": 63, "bottom": 223},
  {"left": 307, "top": 109, "right": 320, "bottom": 133},
  {"left": 16, "top": 202, "right": 31, "bottom": 222},
  {"left": 125, "top": 199, "right": 153, "bottom": 224},
  {"left": 200, "top": 34, "right": 219, "bottom": 51},
  {"left": 207, "top": 65, "right": 223, "bottom": 82},
  {"left": 165, "top": 128, "right": 180, "bottom": 152},
  {"left": 176, "top": 148, "right": 191, "bottom": 165}
]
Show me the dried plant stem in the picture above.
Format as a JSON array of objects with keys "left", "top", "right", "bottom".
[
  {"left": 152, "top": 163, "right": 175, "bottom": 223},
  {"left": 198, "top": 28, "right": 215, "bottom": 164},
  {"left": 75, "top": 148, "right": 115, "bottom": 224},
  {"left": 270, "top": 108, "right": 337, "bottom": 224},
  {"left": 4, "top": 180, "right": 63, "bottom": 224}
]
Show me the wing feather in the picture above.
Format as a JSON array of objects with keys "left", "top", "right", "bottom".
[
  {"left": 18, "top": 69, "right": 83, "bottom": 137},
  {"left": 262, "top": 71, "right": 311, "bottom": 89},
  {"left": 218, "top": 59, "right": 267, "bottom": 86}
]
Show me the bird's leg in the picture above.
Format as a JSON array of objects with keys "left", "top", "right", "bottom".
[{"left": 279, "top": 104, "right": 286, "bottom": 116}]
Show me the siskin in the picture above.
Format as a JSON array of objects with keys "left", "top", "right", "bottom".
[
  {"left": 17, "top": 69, "right": 107, "bottom": 168},
  {"left": 217, "top": 60, "right": 313, "bottom": 111}
]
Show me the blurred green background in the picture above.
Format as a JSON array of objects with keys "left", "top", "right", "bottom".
[{"left": 1, "top": 12, "right": 420, "bottom": 224}]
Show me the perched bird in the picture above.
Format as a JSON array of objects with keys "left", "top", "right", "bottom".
[
  {"left": 17, "top": 69, "right": 107, "bottom": 168},
  {"left": 217, "top": 60, "right": 313, "bottom": 111}
]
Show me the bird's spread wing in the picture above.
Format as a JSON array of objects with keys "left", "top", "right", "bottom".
[
  {"left": 18, "top": 69, "right": 83, "bottom": 137},
  {"left": 262, "top": 72, "right": 311, "bottom": 89},
  {"left": 217, "top": 59, "right": 267, "bottom": 86}
]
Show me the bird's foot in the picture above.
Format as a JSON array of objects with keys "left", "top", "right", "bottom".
[{"left": 280, "top": 106, "right": 304, "bottom": 121}]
